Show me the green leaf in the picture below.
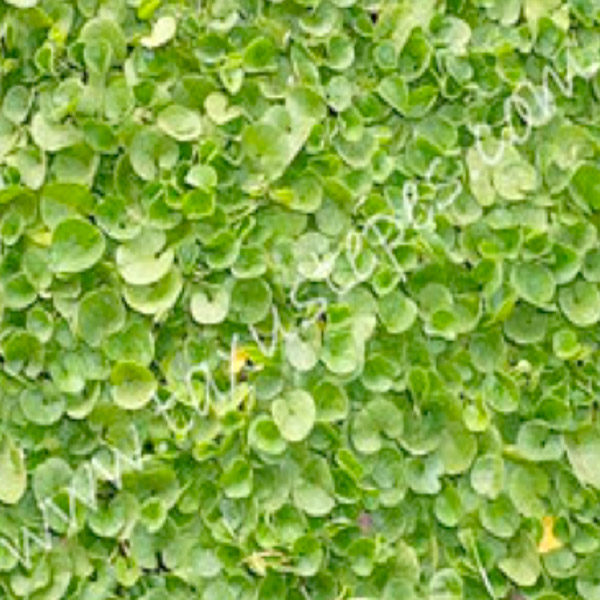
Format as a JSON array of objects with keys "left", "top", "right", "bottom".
[
  {"left": 348, "top": 538, "right": 376, "bottom": 577},
  {"left": 30, "top": 113, "right": 81, "bottom": 151},
  {"left": 88, "top": 494, "right": 128, "bottom": 538},
  {"left": 321, "top": 326, "right": 360, "bottom": 375},
  {"left": 292, "top": 458, "right": 335, "bottom": 517},
  {"left": 79, "top": 16, "right": 127, "bottom": 63},
  {"left": 141, "top": 15, "right": 177, "bottom": 48},
  {"left": 0, "top": 436, "right": 27, "bottom": 505},
  {"left": 157, "top": 105, "right": 203, "bottom": 141},
  {"left": 140, "top": 497, "right": 167, "bottom": 533},
  {"left": 406, "top": 454, "right": 443, "bottom": 494},
  {"left": 284, "top": 329, "right": 319, "bottom": 372},
  {"left": 96, "top": 194, "right": 141, "bottom": 240},
  {"left": 229, "top": 278, "right": 272, "bottom": 324},
  {"left": 2, "top": 331, "right": 44, "bottom": 377},
  {"left": 479, "top": 495, "right": 520, "bottom": 538},
  {"left": 272, "top": 389, "right": 316, "bottom": 442},
  {"left": 129, "top": 127, "right": 179, "bottom": 181},
  {"left": 504, "top": 303, "right": 548, "bottom": 344},
  {"left": 570, "top": 163, "right": 600, "bottom": 210},
  {"left": 429, "top": 568, "right": 463, "bottom": 600},
  {"left": 377, "top": 290, "right": 418, "bottom": 333},
  {"left": 20, "top": 386, "right": 65, "bottom": 425},
  {"left": 241, "top": 122, "right": 291, "bottom": 180},
  {"left": 190, "top": 283, "right": 230, "bottom": 325},
  {"left": 511, "top": 262, "right": 556, "bottom": 305},
  {"left": 220, "top": 458, "right": 253, "bottom": 499},
  {"left": 110, "top": 361, "right": 157, "bottom": 410},
  {"left": 249, "top": 415, "right": 287, "bottom": 455},
  {"left": 482, "top": 373, "right": 519, "bottom": 413},
  {"left": 498, "top": 533, "right": 541, "bottom": 587},
  {"left": 493, "top": 150, "right": 538, "bottom": 200},
  {"left": 84, "top": 39, "right": 112, "bottom": 74},
  {"left": 470, "top": 454, "right": 504, "bottom": 499},
  {"left": 2, "top": 86, "right": 32, "bottom": 124},
  {"left": 293, "top": 535, "right": 323, "bottom": 577},
  {"left": 515, "top": 420, "right": 564, "bottom": 462},
  {"left": 559, "top": 280, "right": 600, "bottom": 327},
  {"left": 116, "top": 229, "right": 174, "bottom": 285},
  {"left": 104, "top": 318, "right": 154, "bottom": 365},
  {"left": 50, "top": 218, "right": 106, "bottom": 273},
  {"left": 185, "top": 164, "right": 217, "bottom": 190},
  {"left": 312, "top": 380, "right": 349, "bottom": 422},
  {"left": 436, "top": 421, "right": 477, "bottom": 474},
  {"left": 469, "top": 328, "right": 505, "bottom": 373},
  {"left": 32, "top": 457, "right": 72, "bottom": 502},
  {"left": 123, "top": 268, "right": 183, "bottom": 315},
  {"left": 4, "top": 0, "right": 39, "bottom": 6},
  {"left": 77, "top": 287, "right": 126, "bottom": 347},
  {"left": 377, "top": 75, "right": 409, "bottom": 114},
  {"left": 565, "top": 427, "right": 600, "bottom": 489},
  {"left": 105, "top": 77, "right": 135, "bottom": 122},
  {"left": 434, "top": 484, "right": 463, "bottom": 527},
  {"left": 3, "top": 273, "right": 36, "bottom": 309},
  {"left": 51, "top": 143, "right": 99, "bottom": 186},
  {"left": 243, "top": 37, "right": 278, "bottom": 72},
  {"left": 8, "top": 145, "right": 46, "bottom": 189},
  {"left": 182, "top": 189, "right": 215, "bottom": 219},
  {"left": 577, "top": 555, "right": 600, "bottom": 600}
]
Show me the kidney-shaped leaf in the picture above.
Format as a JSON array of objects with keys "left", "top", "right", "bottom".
[
  {"left": 190, "top": 283, "right": 230, "bottom": 325},
  {"left": 111, "top": 361, "right": 157, "bottom": 410},
  {"left": 559, "top": 280, "right": 600, "bottom": 327},
  {"left": 116, "top": 229, "right": 174, "bottom": 286},
  {"left": 50, "top": 218, "right": 105, "bottom": 273},
  {"left": 511, "top": 262, "right": 556, "bottom": 306},
  {"left": 157, "top": 105, "right": 203, "bottom": 141},
  {"left": 272, "top": 389, "right": 316, "bottom": 442}
]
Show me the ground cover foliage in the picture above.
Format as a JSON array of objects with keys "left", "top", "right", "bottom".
[{"left": 2, "top": 0, "right": 600, "bottom": 598}]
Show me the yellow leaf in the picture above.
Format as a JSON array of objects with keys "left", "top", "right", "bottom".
[
  {"left": 538, "top": 516, "right": 562, "bottom": 554},
  {"left": 231, "top": 348, "right": 250, "bottom": 374}
]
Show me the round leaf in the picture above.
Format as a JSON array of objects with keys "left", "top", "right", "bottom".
[
  {"left": 272, "top": 390, "right": 316, "bottom": 442},
  {"left": 511, "top": 262, "right": 556, "bottom": 305},
  {"left": 504, "top": 303, "right": 548, "bottom": 344},
  {"left": 116, "top": 229, "right": 175, "bottom": 286},
  {"left": 157, "top": 105, "right": 203, "bottom": 141},
  {"left": 110, "top": 361, "right": 157, "bottom": 410},
  {"left": 190, "top": 284, "right": 230, "bottom": 325},
  {"left": 50, "top": 218, "right": 106, "bottom": 273},
  {"left": 559, "top": 280, "right": 600, "bottom": 327},
  {"left": 229, "top": 278, "right": 272, "bottom": 324},
  {"left": 123, "top": 268, "right": 183, "bottom": 315}
]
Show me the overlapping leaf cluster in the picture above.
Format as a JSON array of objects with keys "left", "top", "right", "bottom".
[{"left": 2, "top": 0, "right": 600, "bottom": 598}]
